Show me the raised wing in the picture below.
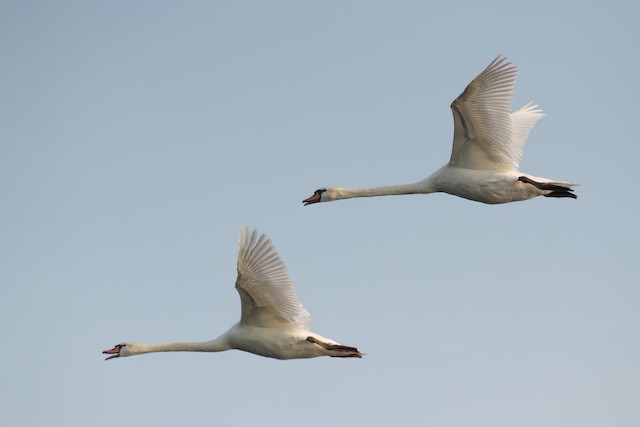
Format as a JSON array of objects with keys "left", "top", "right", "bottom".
[
  {"left": 235, "top": 227, "right": 311, "bottom": 328},
  {"left": 509, "top": 102, "right": 544, "bottom": 168},
  {"left": 449, "top": 56, "right": 519, "bottom": 170}
]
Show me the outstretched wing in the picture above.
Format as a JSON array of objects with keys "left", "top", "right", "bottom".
[
  {"left": 449, "top": 56, "right": 520, "bottom": 170},
  {"left": 509, "top": 102, "right": 545, "bottom": 168},
  {"left": 235, "top": 227, "right": 311, "bottom": 328}
]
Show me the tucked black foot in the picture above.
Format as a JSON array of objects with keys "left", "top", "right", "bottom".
[
  {"left": 518, "top": 176, "right": 576, "bottom": 199},
  {"left": 544, "top": 190, "right": 577, "bottom": 199},
  {"left": 306, "top": 336, "right": 362, "bottom": 357}
]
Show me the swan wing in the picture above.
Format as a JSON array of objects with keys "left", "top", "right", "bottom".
[
  {"left": 509, "top": 102, "right": 545, "bottom": 168},
  {"left": 449, "top": 56, "right": 519, "bottom": 170},
  {"left": 235, "top": 227, "right": 311, "bottom": 328}
]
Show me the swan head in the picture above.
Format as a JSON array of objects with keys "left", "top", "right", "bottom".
[
  {"left": 103, "top": 343, "right": 133, "bottom": 360},
  {"left": 303, "top": 187, "right": 342, "bottom": 205}
]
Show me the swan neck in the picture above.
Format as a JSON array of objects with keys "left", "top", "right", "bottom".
[
  {"left": 338, "top": 182, "right": 433, "bottom": 199},
  {"left": 130, "top": 339, "right": 229, "bottom": 355}
]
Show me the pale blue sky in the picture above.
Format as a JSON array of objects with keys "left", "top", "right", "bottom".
[{"left": 1, "top": 1, "right": 639, "bottom": 426}]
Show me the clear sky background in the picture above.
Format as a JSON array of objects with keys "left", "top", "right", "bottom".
[{"left": 2, "top": 1, "right": 638, "bottom": 426}]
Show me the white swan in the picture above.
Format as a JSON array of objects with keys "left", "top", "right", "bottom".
[
  {"left": 103, "top": 227, "right": 363, "bottom": 361},
  {"left": 303, "top": 56, "right": 576, "bottom": 206}
]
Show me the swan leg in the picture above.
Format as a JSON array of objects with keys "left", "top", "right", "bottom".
[
  {"left": 544, "top": 190, "right": 578, "bottom": 199},
  {"left": 517, "top": 176, "right": 577, "bottom": 199},
  {"left": 306, "top": 336, "right": 362, "bottom": 358}
]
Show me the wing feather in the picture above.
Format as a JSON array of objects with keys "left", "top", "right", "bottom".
[
  {"left": 235, "top": 227, "right": 310, "bottom": 328},
  {"left": 449, "top": 56, "right": 519, "bottom": 170},
  {"left": 509, "top": 102, "right": 544, "bottom": 168}
]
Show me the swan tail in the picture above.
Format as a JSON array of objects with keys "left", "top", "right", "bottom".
[
  {"left": 306, "top": 336, "right": 364, "bottom": 358},
  {"left": 517, "top": 176, "right": 577, "bottom": 199}
]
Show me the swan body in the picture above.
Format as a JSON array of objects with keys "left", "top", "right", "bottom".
[
  {"left": 103, "top": 227, "right": 363, "bottom": 361},
  {"left": 303, "top": 56, "right": 576, "bottom": 206}
]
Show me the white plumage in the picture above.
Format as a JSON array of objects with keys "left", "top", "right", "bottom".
[
  {"left": 103, "top": 227, "right": 362, "bottom": 361},
  {"left": 236, "top": 227, "right": 311, "bottom": 328},
  {"left": 303, "top": 56, "right": 576, "bottom": 206}
]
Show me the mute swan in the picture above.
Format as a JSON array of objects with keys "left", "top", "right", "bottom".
[
  {"left": 303, "top": 56, "right": 576, "bottom": 206},
  {"left": 103, "top": 227, "right": 363, "bottom": 361}
]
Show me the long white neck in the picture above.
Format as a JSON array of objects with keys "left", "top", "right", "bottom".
[
  {"left": 332, "top": 181, "right": 435, "bottom": 200},
  {"left": 126, "top": 338, "right": 230, "bottom": 356}
]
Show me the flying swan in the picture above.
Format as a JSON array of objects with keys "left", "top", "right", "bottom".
[
  {"left": 103, "top": 227, "right": 363, "bottom": 361},
  {"left": 303, "top": 56, "right": 576, "bottom": 206}
]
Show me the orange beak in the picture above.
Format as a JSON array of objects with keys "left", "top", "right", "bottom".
[
  {"left": 302, "top": 193, "right": 322, "bottom": 206},
  {"left": 102, "top": 346, "right": 121, "bottom": 360}
]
